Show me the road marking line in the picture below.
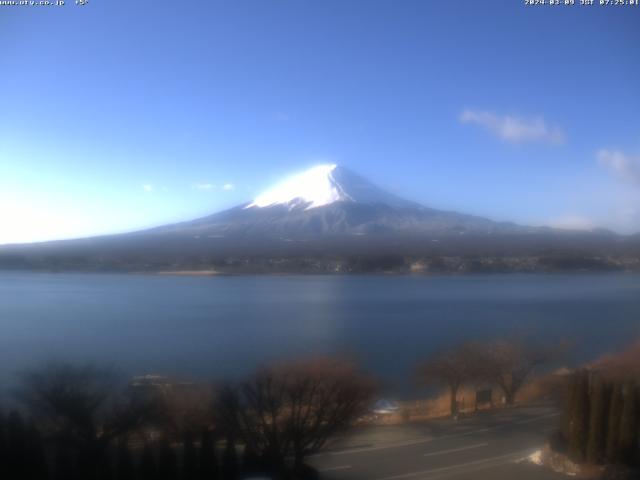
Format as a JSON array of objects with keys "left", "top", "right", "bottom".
[
  {"left": 326, "top": 423, "right": 513, "bottom": 455},
  {"left": 319, "top": 465, "right": 352, "bottom": 472},
  {"left": 314, "top": 411, "right": 557, "bottom": 457},
  {"left": 327, "top": 438, "right": 436, "bottom": 456},
  {"left": 515, "top": 412, "right": 559, "bottom": 424},
  {"left": 423, "top": 451, "right": 540, "bottom": 480},
  {"left": 422, "top": 442, "right": 488, "bottom": 457},
  {"left": 375, "top": 448, "right": 538, "bottom": 480},
  {"left": 322, "top": 427, "right": 500, "bottom": 456}
]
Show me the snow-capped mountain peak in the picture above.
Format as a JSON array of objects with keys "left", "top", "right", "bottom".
[
  {"left": 245, "top": 164, "right": 419, "bottom": 211},
  {"left": 245, "top": 164, "right": 353, "bottom": 210}
]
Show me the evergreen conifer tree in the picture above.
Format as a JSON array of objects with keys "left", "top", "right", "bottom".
[
  {"left": 7, "top": 411, "right": 28, "bottom": 479},
  {"left": 96, "top": 447, "right": 113, "bottom": 480},
  {"left": 618, "top": 381, "right": 639, "bottom": 466},
  {"left": 606, "top": 382, "right": 624, "bottom": 463},
  {"left": 587, "top": 376, "right": 610, "bottom": 464},
  {"left": 116, "top": 439, "right": 135, "bottom": 480},
  {"left": 198, "top": 430, "right": 218, "bottom": 480},
  {"left": 182, "top": 431, "right": 197, "bottom": 480},
  {"left": 138, "top": 443, "right": 157, "bottom": 480},
  {"left": 25, "top": 421, "right": 48, "bottom": 480},
  {"left": 53, "top": 444, "right": 76, "bottom": 480},
  {"left": 0, "top": 411, "right": 7, "bottom": 480},
  {"left": 568, "top": 370, "right": 590, "bottom": 463},
  {"left": 221, "top": 441, "right": 239, "bottom": 480},
  {"left": 158, "top": 437, "right": 178, "bottom": 480}
]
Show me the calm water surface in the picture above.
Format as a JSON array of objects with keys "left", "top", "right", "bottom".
[{"left": 1, "top": 272, "right": 639, "bottom": 395}]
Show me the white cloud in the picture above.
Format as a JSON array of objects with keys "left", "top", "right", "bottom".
[
  {"left": 194, "top": 183, "right": 215, "bottom": 190},
  {"left": 142, "top": 184, "right": 154, "bottom": 192},
  {"left": 460, "top": 110, "right": 565, "bottom": 145},
  {"left": 191, "top": 182, "right": 235, "bottom": 192},
  {"left": 597, "top": 149, "right": 640, "bottom": 186}
]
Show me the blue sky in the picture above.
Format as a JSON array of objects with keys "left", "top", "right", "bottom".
[{"left": 1, "top": 0, "right": 639, "bottom": 243}]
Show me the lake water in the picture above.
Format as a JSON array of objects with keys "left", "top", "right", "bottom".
[{"left": 1, "top": 272, "right": 639, "bottom": 396}]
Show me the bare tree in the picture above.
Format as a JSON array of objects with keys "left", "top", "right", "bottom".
[
  {"left": 474, "top": 339, "right": 566, "bottom": 405},
  {"left": 282, "top": 359, "right": 374, "bottom": 470},
  {"left": 221, "top": 358, "right": 374, "bottom": 475},
  {"left": 213, "top": 384, "right": 242, "bottom": 444},
  {"left": 417, "top": 343, "right": 478, "bottom": 417},
  {"left": 417, "top": 343, "right": 481, "bottom": 417},
  {"left": 19, "top": 363, "right": 161, "bottom": 479}
]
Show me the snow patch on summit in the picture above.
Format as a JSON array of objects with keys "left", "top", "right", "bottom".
[{"left": 245, "top": 164, "right": 353, "bottom": 210}]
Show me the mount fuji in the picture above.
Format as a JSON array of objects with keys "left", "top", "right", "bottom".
[
  {"left": 150, "top": 164, "right": 529, "bottom": 239},
  {"left": 0, "top": 164, "right": 637, "bottom": 273}
]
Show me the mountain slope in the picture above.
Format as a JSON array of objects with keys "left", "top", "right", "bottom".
[
  {"left": 147, "top": 164, "right": 536, "bottom": 239},
  {"left": 0, "top": 164, "right": 638, "bottom": 273}
]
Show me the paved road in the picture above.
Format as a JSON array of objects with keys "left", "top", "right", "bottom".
[{"left": 309, "top": 404, "right": 566, "bottom": 480}]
